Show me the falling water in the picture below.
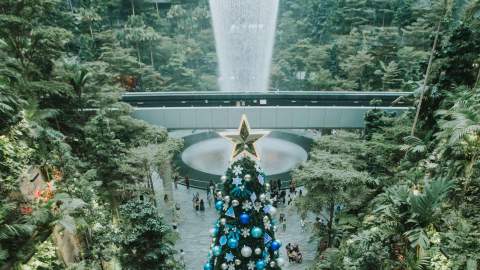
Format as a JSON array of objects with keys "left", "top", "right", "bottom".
[{"left": 209, "top": 0, "right": 280, "bottom": 92}]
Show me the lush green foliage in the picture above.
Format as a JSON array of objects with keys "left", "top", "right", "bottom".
[{"left": 292, "top": 2, "right": 480, "bottom": 268}]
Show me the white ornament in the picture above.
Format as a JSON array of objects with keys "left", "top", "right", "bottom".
[
  {"left": 247, "top": 261, "right": 255, "bottom": 270},
  {"left": 254, "top": 248, "right": 262, "bottom": 255},
  {"left": 224, "top": 196, "right": 231, "bottom": 203},
  {"left": 221, "top": 263, "right": 228, "bottom": 270},
  {"left": 220, "top": 218, "right": 226, "bottom": 225},
  {"left": 232, "top": 200, "right": 239, "bottom": 207},
  {"left": 233, "top": 165, "right": 243, "bottom": 176},
  {"left": 270, "top": 261, "right": 276, "bottom": 267},
  {"left": 216, "top": 191, "right": 222, "bottom": 197},
  {"left": 244, "top": 174, "right": 251, "bottom": 182},
  {"left": 228, "top": 263, "right": 235, "bottom": 270},
  {"left": 241, "top": 228, "right": 250, "bottom": 238},
  {"left": 241, "top": 246, "right": 252, "bottom": 257},
  {"left": 254, "top": 202, "right": 262, "bottom": 212},
  {"left": 235, "top": 259, "right": 242, "bottom": 266},
  {"left": 265, "top": 183, "right": 270, "bottom": 190},
  {"left": 259, "top": 194, "right": 266, "bottom": 202},
  {"left": 263, "top": 216, "right": 269, "bottom": 223},
  {"left": 242, "top": 201, "right": 253, "bottom": 211},
  {"left": 221, "top": 175, "right": 227, "bottom": 183}
]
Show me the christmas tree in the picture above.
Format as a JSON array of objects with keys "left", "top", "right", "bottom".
[{"left": 203, "top": 157, "right": 284, "bottom": 270}]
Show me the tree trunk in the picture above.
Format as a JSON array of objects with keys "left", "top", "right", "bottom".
[
  {"left": 150, "top": 41, "right": 155, "bottom": 68},
  {"left": 326, "top": 201, "right": 335, "bottom": 248},
  {"left": 131, "top": 0, "right": 135, "bottom": 15},
  {"left": 411, "top": 10, "right": 444, "bottom": 136}
]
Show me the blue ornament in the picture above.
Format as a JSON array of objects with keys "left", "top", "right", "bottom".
[
  {"left": 239, "top": 213, "right": 250, "bottom": 225},
  {"left": 203, "top": 263, "right": 213, "bottom": 270},
  {"left": 220, "top": 235, "right": 228, "bottom": 246},
  {"left": 212, "top": 245, "right": 222, "bottom": 256},
  {"left": 215, "top": 201, "right": 224, "bottom": 211},
  {"left": 211, "top": 227, "right": 218, "bottom": 237},
  {"left": 264, "top": 233, "right": 272, "bottom": 244},
  {"left": 256, "top": 260, "right": 266, "bottom": 270},
  {"left": 227, "top": 237, "right": 238, "bottom": 249},
  {"left": 271, "top": 240, "right": 281, "bottom": 251},
  {"left": 226, "top": 207, "right": 235, "bottom": 218},
  {"left": 251, "top": 227, "right": 263, "bottom": 238}
]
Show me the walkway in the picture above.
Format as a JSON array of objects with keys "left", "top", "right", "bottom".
[{"left": 168, "top": 185, "right": 317, "bottom": 269}]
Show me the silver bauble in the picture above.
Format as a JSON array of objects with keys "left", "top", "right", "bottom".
[
  {"left": 259, "top": 194, "right": 266, "bottom": 202},
  {"left": 220, "top": 218, "right": 226, "bottom": 225},
  {"left": 221, "top": 263, "right": 228, "bottom": 270},
  {"left": 224, "top": 196, "right": 231, "bottom": 203},
  {"left": 270, "top": 261, "right": 276, "bottom": 267},
  {"left": 254, "top": 248, "right": 262, "bottom": 255},
  {"left": 216, "top": 191, "right": 222, "bottom": 197},
  {"left": 244, "top": 174, "right": 251, "bottom": 181},
  {"left": 235, "top": 259, "right": 242, "bottom": 265},
  {"left": 265, "top": 183, "right": 270, "bottom": 190},
  {"left": 232, "top": 200, "right": 240, "bottom": 207},
  {"left": 241, "top": 246, "right": 252, "bottom": 258},
  {"left": 221, "top": 175, "right": 227, "bottom": 182}
]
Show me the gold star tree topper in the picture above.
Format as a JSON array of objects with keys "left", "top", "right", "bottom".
[{"left": 222, "top": 114, "right": 268, "bottom": 160}]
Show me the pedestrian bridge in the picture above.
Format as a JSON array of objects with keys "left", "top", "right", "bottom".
[{"left": 123, "top": 91, "right": 411, "bottom": 129}]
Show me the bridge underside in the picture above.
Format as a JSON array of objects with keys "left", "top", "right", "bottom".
[{"left": 133, "top": 106, "right": 410, "bottom": 130}]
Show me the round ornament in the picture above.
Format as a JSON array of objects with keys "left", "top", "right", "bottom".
[
  {"left": 251, "top": 227, "right": 263, "bottom": 238},
  {"left": 221, "top": 175, "right": 227, "bottom": 183},
  {"left": 259, "top": 194, "right": 266, "bottom": 202},
  {"left": 215, "top": 201, "right": 224, "bottom": 211},
  {"left": 271, "top": 240, "right": 281, "bottom": 251},
  {"left": 241, "top": 246, "right": 252, "bottom": 258},
  {"left": 269, "top": 261, "right": 276, "bottom": 268},
  {"left": 239, "top": 213, "right": 250, "bottom": 225},
  {"left": 220, "top": 218, "right": 226, "bottom": 225},
  {"left": 244, "top": 174, "right": 251, "bottom": 182},
  {"left": 235, "top": 259, "right": 242, "bottom": 265},
  {"left": 265, "top": 183, "right": 270, "bottom": 190},
  {"left": 254, "top": 247, "right": 262, "bottom": 255},
  {"left": 210, "top": 227, "right": 218, "bottom": 237},
  {"left": 232, "top": 200, "right": 240, "bottom": 207},
  {"left": 212, "top": 246, "right": 222, "bottom": 256},
  {"left": 263, "top": 216, "right": 269, "bottom": 223},
  {"left": 227, "top": 238, "right": 239, "bottom": 249},
  {"left": 203, "top": 263, "right": 213, "bottom": 270},
  {"left": 221, "top": 263, "right": 228, "bottom": 270},
  {"left": 216, "top": 191, "right": 222, "bottom": 197},
  {"left": 224, "top": 196, "right": 231, "bottom": 203},
  {"left": 256, "top": 260, "right": 266, "bottom": 270}
]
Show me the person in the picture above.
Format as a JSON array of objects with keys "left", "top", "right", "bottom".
[
  {"left": 208, "top": 180, "right": 215, "bottom": 195},
  {"left": 280, "top": 190, "right": 287, "bottom": 205},
  {"left": 174, "top": 175, "right": 179, "bottom": 189},
  {"left": 185, "top": 176, "right": 190, "bottom": 190},
  {"left": 199, "top": 199, "right": 205, "bottom": 211},
  {"left": 179, "top": 249, "right": 185, "bottom": 267},
  {"left": 192, "top": 193, "right": 198, "bottom": 209}
]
